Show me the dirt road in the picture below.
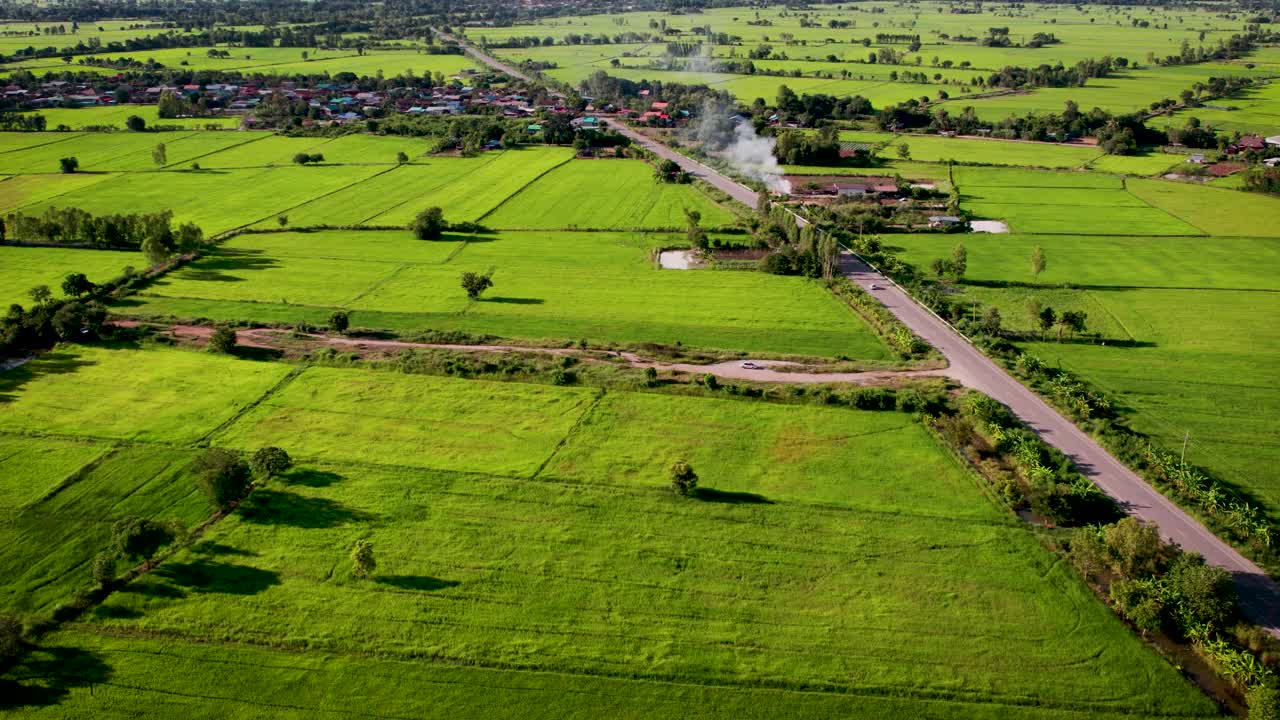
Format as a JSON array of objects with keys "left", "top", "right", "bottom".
[{"left": 398, "top": 34, "right": 1280, "bottom": 636}]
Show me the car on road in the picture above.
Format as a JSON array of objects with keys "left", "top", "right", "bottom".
[{"left": 741, "top": 361, "right": 761, "bottom": 369}]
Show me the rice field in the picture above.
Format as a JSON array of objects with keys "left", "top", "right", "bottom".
[
  {"left": 125, "top": 229, "right": 891, "bottom": 358},
  {"left": 895, "top": 230, "right": 1280, "bottom": 516},
  {"left": 0, "top": 245, "right": 137, "bottom": 306},
  {"left": 0, "top": 345, "right": 1221, "bottom": 719},
  {"left": 34, "top": 105, "right": 243, "bottom": 130}
]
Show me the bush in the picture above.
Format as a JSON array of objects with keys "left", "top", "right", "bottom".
[
  {"left": 1110, "top": 578, "right": 1166, "bottom": 634},
  {"left": 328, "top": 310, "right": 350, "bottom": 333},
  {"left": 192, "top": 448, "right": 252, "bottom": 510},
  {"left": 411, "top": 207, "right": 446, "bottom": 240},
  {"left": 670, "top": 461, "right": 698, "bottom": 497},
  {"left": 460, "top": 271, "right": 493, "bottom": 299},
  {"left": 1165, "top": 553, "right": 1236, "bottom": 632},
  {"left": 92, "top": 551, "right": 117, "bottom": 588},
  {"left": 351, "top": 540, "right": 376, "bottom": 578},
  {"left": 111, "top": 516, "right": 178, "bottom": 561},
  {"left": 249, "top": 446, "right": 293, "bottom": 479},
  {"left": 59, "top": 156, "right": 79, "bottom": 173},
  {"left": 1249, "top": 682, "right": 1280, "bottom": 720},
  {"left": 207, "top": 325, "right": 237, "bottom": 354}
]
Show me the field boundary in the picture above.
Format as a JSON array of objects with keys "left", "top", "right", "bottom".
[
  {"left": 355, "top": 150, "right": 509, "bottom": 225},
  {"left": 198, "top": 365, "right": 306, "bottom": 445},
  {"left": 530, "top": 388, "right": 607, "bottom": 480},
  {"left": 227, "top": 165, "right": 403, "bottom": 236},
  {"left": 160, "top": 132, "right": 273, "bottom": 170},
  {"left": 472, "top": 152, "right": 576, "bottom": 225}
]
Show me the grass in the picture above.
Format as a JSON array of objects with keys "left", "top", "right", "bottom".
[
  {"left": 0, "top": 245, "right": 138, "bottom": 306},
  {"left": 482, "top": 158, "right": 738, "bottom": 229},
  {"left": 954, "top": 167, "right": 1203, "bottom": 235},
  {"left": 1156, "top": 81, "right": 1280, "bottom": 137},
  {"left": 125, "top": 229, "right": 892, "bottom": 359},
  {"left": 1127, "top": 178, "right": 1280, "bottom": 237},
  {"left": 34, "top": 105, "right": 242, "bottom": 130},
  {"left": 841, "top": 131, "right": 1105, "bottom": 169},
  {"left": 0, "top": 344, "right": 1225, "bottom": 717},
  {"left": 0, "top": 345, "right": 294, "bottom": 443},
  {"left": 894, "top": 231, "right": 1280, "bottom": 516}
]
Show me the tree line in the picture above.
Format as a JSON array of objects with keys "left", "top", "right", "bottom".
[{"left": 3, "top": 207, "right": 205, "bottom": 259}]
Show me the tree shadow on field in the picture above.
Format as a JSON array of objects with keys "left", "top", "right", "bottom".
[
  {"left": 171, "top": 249, "right": 279, "bottom": 283},
  {"left": 0, "top": 350, "right": 96, "bottom": 404},
  {"left": 238, "top": 489, "right": 374, "bottom": 529},
  {"left": 230, "top": 345, "right": 285, "bottom": 362},
  {"left": 280, "top": 468, "right": 343, "bottom": 487},
  {"left": 376, "top": 575, "right": 459, "bottom": 592},
  {"left": 189, "top": 541, "right": 258, "bottom": 558},
  {"left": 115, "top": 580, "right": 187, "bottom": 599},
  {"left": 152, "top": 560, "right": 281, "bottom": 595},
  {"left": 480, "top": 296, "right": 544, "bottom": 305},
  {"left": 0, "top": 644, "right": 112, "bottom": 710},
  {"left": 91, "top": 605, "right": 143, "bottom": 620},
  {"left": 695, "top": 488, "right": 774, "bottom": 505}
]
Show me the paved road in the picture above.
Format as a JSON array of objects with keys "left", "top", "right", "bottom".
[{"left": 447, "top": 31, "right": 1280, "bottom": 637}]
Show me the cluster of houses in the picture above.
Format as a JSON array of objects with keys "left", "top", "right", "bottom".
[{"left": 4, "top": 73, "right": 555, "bottom": 124}]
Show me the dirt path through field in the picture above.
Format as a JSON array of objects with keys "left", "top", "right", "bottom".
[{"left": 120, "top": 322, "right": 942, "bottom": 386}]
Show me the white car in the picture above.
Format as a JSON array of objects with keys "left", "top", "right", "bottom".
[{"left": 741, "top": 361, "right": 760, "bottom": 370}]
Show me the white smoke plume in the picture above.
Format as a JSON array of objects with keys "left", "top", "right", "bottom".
[{"left": 693, "top": 99, "right": 790, "bottom": 195}]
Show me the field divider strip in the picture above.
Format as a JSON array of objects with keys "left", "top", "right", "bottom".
[
  {"left": 472, "top": 152, "right": 575, "bottom": 225},
  {"left": 161, "top": 132, "right": 276, "bottom": 170},
  {"left": 198, "top": 366, "right": 306, "bottom": 445},
  {"left": 1123, "top": 184, "right": 1210, "bottom": 236},
  {"left": 19, "top": 445, "right": 120, "bottom": 511},
  {"left": 227, "top": 164, "right": 402, "bottom": 235},
  {"left": 3, "top": 171, "right": 117, "bottom": 216},
  {"left": 356, "top": 151, "right": 509, "bottom": 226},
  {"left": 0, "top": 132, "right": 86, "bottom": 156},
  {"left": 342, "top": 263, "right": 411, "bottom": 306},
  {"left": 529, "top": 389, "right": 607, "bottom": 480}
]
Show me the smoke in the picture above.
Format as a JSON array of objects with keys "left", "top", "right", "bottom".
[{"left": 693, "top": 100, "right": 790, "bottom": 195}]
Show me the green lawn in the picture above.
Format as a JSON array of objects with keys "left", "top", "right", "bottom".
[{"left": 124, "top": 229, "right": 891, "bottom": 359}]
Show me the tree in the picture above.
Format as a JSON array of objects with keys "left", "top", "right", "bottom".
[
  {"left": 351, "top": 540, "right": 376, "bottom": 578},
  {"left": 950, "top": 243, "right": 967, "bottom": 280},
  {"left": 125, "top": 114, "right": 146, "bottom": 131},
  {"left": 460, "top": 271, "right": 494, "bottom": 299},
  {"left": 411, "top": 207, "right": 446, "bottom": 240},
  {"left": 92, "top": 551, "right": 116, "bottom": 588},
  {"left": 980, "top": 306, "right": 1002, "bottom": 336},
  {"left": 1165, "top": 553, "right": 1235, "bottom": 630},
  {"left": 250, "top": 447, "right": 293, "bottom": 479},
  {"left": 1058, "top": 310, "right": 1087, "bottom": 341},
  {"left": 111, "top": 516, "right": 178, "bottom": 561},
  {"left": 52, "top": 301, "right": 107, "bottom": 340},
  {"left": 59, "top": 156, "right": 79, "bottom": 173},
  {"left": 396, "top": 151, "right": 409, "bottom": 164},
  {"left": 152, "top": 142, "right": 167, "bottom": 166},
  {"left": 653, "top": 158, "right": 681, "bottom": 183},
  {"left": 207, "top": 325, "right": 237, "bottom": 354},
  {"left": 670, "top": 460, "right": 698, "bottom": 497},
  {"left": 684, "top": 208, "right": 706, "bottom": 249},
  {"left": 192, "top": 448, "right": 252, "bottom": 510},
  {"left": 1103, "top": 517, "right": 1164, "bottom": 579},
  {"left": 28, "top": 285, "right": 53, "bottom": 306},
  {"left": 61, "top": 272, "right": 95, "bottom": 298},
  {"left": 896, "top": 142, "right": 911, "bottom": 160},
  {"left": 276, "top": 215, "right": 288, "bottom": 227},
  {"left": 1037, "top": 306, "right": 1057, "bottom": 340},
  {"left": 0, "top": 615, "right": 20, "bottom": 660},
  {"left": 141, "top": 233, "right": 172, "bottom": 266},
  {"left": 292, "top": 152, "right": 312, "bottom": 165},
  {"left": 328, "top": 310, "right": 350, "bottom": 333},
  {"left": 930, "top": 257, "right": 951, "bottom": 279},
  {"left": 1031, "top": 245, "right": 1046, "bottom": 280}
]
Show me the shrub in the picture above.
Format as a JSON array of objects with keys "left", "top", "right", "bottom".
[
  {"left": 59, "top": 156, "right": 79, "bottom": 173},
  {"left": 250, "top": 447, "right": 293, "bottom": 479},
  {"left": 92, "top": 551, "right": 117, "bottom": 588},
  {"left": 1110, "top": 578, "right": 1166, "bottom": 634},
  {"left": 192, "top": 448, "right": 252, "bottom": 510},
  {"left": 351, "top": 540, "right": 376, "bottom": 578},
  {"left": 111, "top": 516, "right": 178, "bottom": 561},
  {"left": 1165, "top": 553, "right": 1236, "bottom": 632},
  {"left": 0, "top": 615, "right": 21, "bottom": 659},
  {"left": 328, "top": 310, "right": 350, "bottom": 333},
  {"left": 207, "top": 325, "right": 237, "bottom": 354},
  {"left": 670, "top": 461, "right": 698, "bottom": 497},
  {"left": 1103, "top": 517, "right": 1165, "bottom": 578},
  {"left": 460, "top": 271, "right": 493, "bottom": 299},
  {"left": 1248, "top": 682, "right": 1280, "bottom": 720}
]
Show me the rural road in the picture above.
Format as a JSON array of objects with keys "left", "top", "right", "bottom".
[{"left": 442, "top": 32, "right": 1280, "bottom": 636}]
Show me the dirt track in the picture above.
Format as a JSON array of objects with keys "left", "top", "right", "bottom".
[{"left": 134, "top": 323, "right": 941, "bottom": 386}]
